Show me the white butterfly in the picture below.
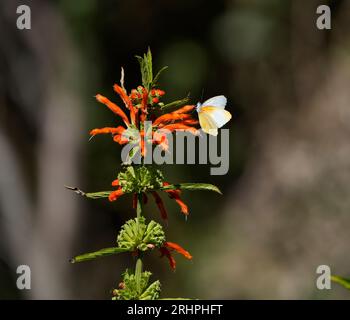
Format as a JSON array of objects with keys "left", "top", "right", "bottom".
[{"left": 196, "top": 95, "right": 232, "bottom": 136}]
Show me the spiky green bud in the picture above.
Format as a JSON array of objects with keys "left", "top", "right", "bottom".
[
  {"left": 118, "top": 166, "right": 164, "bottom": 194},
  {"left": 117, "top": 217, "right": 165, "bottom": 252}
]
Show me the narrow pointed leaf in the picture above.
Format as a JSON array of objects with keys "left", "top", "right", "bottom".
[
  {"left": 65, "top": 186, "right": 112, "bottom": 199},
  {"left": 331, "top": 275, "right": 350, "bottom": 290},
  {"left": 161, "top": 183, "right": 222, "bottom": 194},
  {"left": 152, "top": 66, "right": 168, "bottom": 87},
  {"left": 70, "top": 247, "right": 128, "bottom": 263},
  {"left": 85, "top": 191, "right": 113, "bottom": 199},
  {"left": 161, "top": 96, "right": 190, "bottom": 111}
]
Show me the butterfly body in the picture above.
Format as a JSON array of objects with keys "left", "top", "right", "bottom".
[{"left": 196, "top": 95, "right": 232, "bottom": 136}]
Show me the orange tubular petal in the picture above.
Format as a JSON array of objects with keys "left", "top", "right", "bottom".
[
  {"left": 113, "top": 134, "right": 129, "bottom": 145},
  {"left": 154, "top": 113, "right": 192, "bottom": 126},
  {"left": 182, "top": 119, "right": 199, "bottom": 126},
  {"left": 152, "top": 132, "right": 169, "bottom": 151},
  {"left": 164, "top": 187, "right": 188, "bottom": 215},
  {"left": 113, "top": 84, "right": 136, "bottom": 125},
  {"left": 130, "top": 107, "right": 136, "bottom": 125},
  {"left": 154, "top": 139, "right": 169, "bottom": 151},
  {"left": 134, "top": 108, "right": 139, "bottom": 129},
  {"left": 165, "top": 242, "right": 192, "bottom": 260},
  {"left": 143, "top": 193, "right": 148, "bottom": 204},
  {"left": 139, "top": 89, "right": 149, "bottom": 125},
  {"left": 151, "top": 192, "right": 168, "bottom": 221},
  {"left": 113, "top": 84, "right": 132, "bottom": 109},
  {"left": 132, "top": 194, "right": 137, "bottom": 209},
  {"left": 140, "top": 133, "right": 146, "bottom": 157},
  {"left": 111, "top": 179, "right": 119, "bottom": 186},
  {"left": 174, "top": 197, "right": 189, "bottom": 215},
  {"left": 141, "top": 88, "right": 149, "bottom": 113},
  {"left": 160, "top": 123, "right": 199, "bottom": 135},
  {"left": 172, "top": 105, "right": 195, "bottom": 114},
  {"left": 159, "top": 247, "right": 176, "bottom": 270},
  {"left": 108, "top": 188, "right": 124, "bottom": 202},
  {"left": 163, "top": 181, "right": 181, "bottom": 197},
  {"left": 89, "top": 126, "right": 126, "bottom": 136},
  {"left": 95, "top": 94, "right": 130, "bottom": 126}
]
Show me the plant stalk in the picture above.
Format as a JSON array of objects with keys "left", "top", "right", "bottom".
[{"left": 135, "top": 192, "right": 143, "bottom": 295}]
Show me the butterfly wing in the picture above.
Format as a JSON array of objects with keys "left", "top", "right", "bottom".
[
  {"left": 198, "top": 110, "right": 219, "bottom": 136},
  {"left": 200, "top": 106, "right": 231, "bottom": 128},
  {"left": 202, "top": 95, "right": 227, "bottom": 109}
]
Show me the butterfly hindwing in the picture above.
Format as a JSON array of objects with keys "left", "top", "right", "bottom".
[
  {"left": 198, "top": 110, "right": 219, "bottom": 136},
  {"left": 200, "top": 106, "right": 232, "bottom": 128}
]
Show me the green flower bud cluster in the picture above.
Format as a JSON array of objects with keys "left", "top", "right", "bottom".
[
  {"left": 113, "top": 269, "right": 161, "bottom": 300},
  {"left": 117, "top": 217, "right": 165, "bottom": 251},
  {"left": 118, "top": 166, "right": 164, "bottom": 194}
]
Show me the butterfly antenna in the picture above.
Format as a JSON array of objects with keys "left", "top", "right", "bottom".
[{"left": 200, "top": 88, "right": 205, "bottom": 102}]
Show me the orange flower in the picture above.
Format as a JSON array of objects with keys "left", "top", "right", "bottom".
[
  {"left": 159, "top": 247, "right": 176, "bottom": 270},
  {"left": 153, "top": 113, "right": 192, "bottom": 126},
  {"left": 95, "top": 94, "right": 130, "bottom": 126},
  {"left": 165, "top": 241, "right": 192, "bottom": 260},
  {"left": 109, "top": 188, "right": 124, "bottom": 202},
  {"left": 151, "top": 191, "right": 168, "bottom": 221},
  {"left": 162, "top": 182, "right": 181, "bottom": 197},
  {"left": 162, "top": 182, "right": 189, "bottom": 216},
  {"left": 132, "top": 194, "right": 137, "bottom": 209},
  {"left": 159, "top": 241, "right": 192, "bottom": 270},
  {"left": 113, "top": 84, "right": 137, "bottom": 124},
  {"left": 181, "top": 119, "right": 199, "bottom": 126},
  {"left": 132, "top": 193, "right": 148, "bottom": 208},
  {"left": 113, "top": 134, "right": 129, "bottom": 144},
  {"left": 152, "top": 131, "right": 169, "bottom": 151},
  {"left": 108, "top": 179, "right": 124, "bottom": 202},
  {"left": 150, "top": 89, "right": 165, "bottom": 97},
  {"left": 160, "top": 123, "right": 199, "bottom": 136},
  {"left": 90, "top": 126, "right": 126, "bottom": 136},
  {"left": 139, "top": 129, "right": 146, "bottom": 157},
  {"left": 142, "top": 192, "right": 148, "bottom": 204},
  {"left": 172, "top": 105, "right": 195, "bottom": 114}
]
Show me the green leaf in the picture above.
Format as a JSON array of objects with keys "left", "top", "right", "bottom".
[
  {"left": 136, "top": 48, "right": 167, "bottom": 90},
  {"left": 160, "top": 96, "right": 190, "bottom": 111},
  {"left": 161, "top": 183, "right": 222, "bottom": 194},
  {"left": 65, "top": 186, "right": 112, "bottom": 199},
  {"left": 135, "top": 48, "right": 153, "bottom": 90},
  {"left": 85, "top": 191, "right": 113, "bottom": 199},
  {"left": 115, "top": 269, "right": 160, "bottom": 300},
  {"left": 139, "top": 280, "right": 161, "bottom": 300},
  {"left": 331, "top": 275, "right": 350, "bottom": 290},
  {"left": 152, "top": 66, "right": 168, "bottom": 87},
  {"left": 70, "top": 247, "right": 128, "bottom": 263}
]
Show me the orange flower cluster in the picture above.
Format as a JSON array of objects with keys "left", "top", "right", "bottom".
[
  {"left": 90, "top": 84, "right": 199, "bottom": 156},
  {"left": 109, "top": 180, "right": 189, "bottom": 221}
]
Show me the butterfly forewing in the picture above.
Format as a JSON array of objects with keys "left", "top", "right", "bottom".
[{"left": 202, "top": 95, "right": 227, "bottom": 109}]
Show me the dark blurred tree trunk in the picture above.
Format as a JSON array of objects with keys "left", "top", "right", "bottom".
[{"left": 0, "top": 0, "right": 84, "bottom": 298}]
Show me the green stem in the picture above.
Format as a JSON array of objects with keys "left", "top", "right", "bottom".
[
  {"left": 135, "top": 257, "right": 143, "bottom": 295},
  {"left": 135, "top": 193, "right": 143, "bottom": 295}
]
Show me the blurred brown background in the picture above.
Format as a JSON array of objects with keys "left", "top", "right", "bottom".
[{"left": 1, "top": 0, "right": 350, "bottom": 299}]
